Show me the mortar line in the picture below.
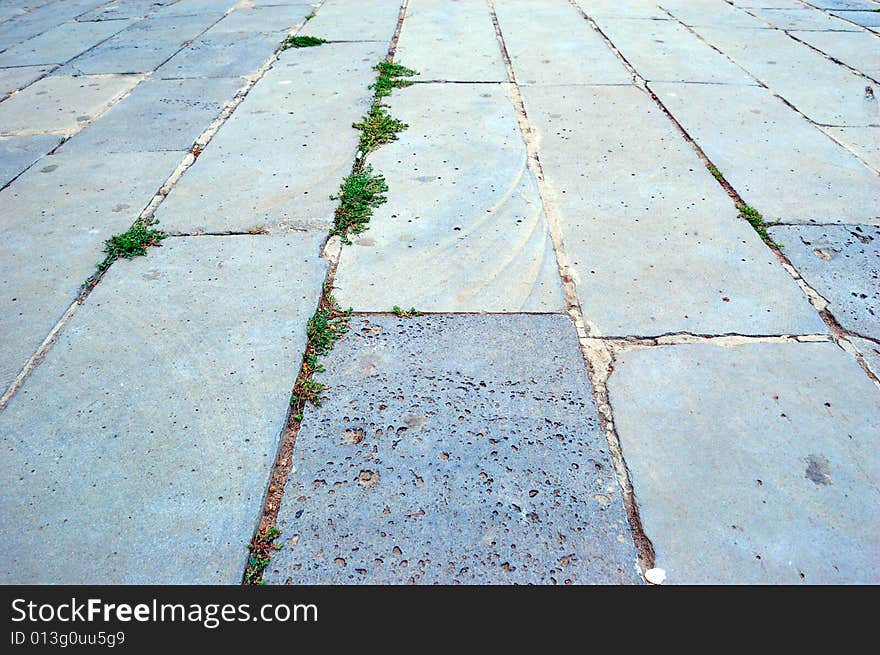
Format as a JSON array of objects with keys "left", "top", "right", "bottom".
[
  {"left": 487, "top": 0, "right": 656, "bottom": 580},
  {"left": 0, "top": 1, "right": 329, "bottom": 411}
]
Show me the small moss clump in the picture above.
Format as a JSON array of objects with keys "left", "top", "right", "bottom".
[{"left": 282, "top": 35, "right": 326, "bottom": 50}]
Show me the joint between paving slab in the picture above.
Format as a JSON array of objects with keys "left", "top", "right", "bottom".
[{"left": 565, "top": 0, "right": 644, "bottom": 87}]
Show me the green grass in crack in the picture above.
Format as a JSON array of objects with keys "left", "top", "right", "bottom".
[
  {"left": 370, "top": 61, "right": 418, "bottom": 99},
  {"left": 737, "top": 203, "right": 782, "bottom": 247},
  {"left": 99, "top": 217, "right": 166, "bottom": 272},
  {"left": 282, "top": 35, "right": 326, "bottom": 50},
  {"left": 354, "top": 103, "right": 409, "bottom": 155},
  {"left": 243, "top": 526, "right": 282, "bottom": 585},
  {"left": 330, "top": 165, "right": 388, "bottom": 243}
]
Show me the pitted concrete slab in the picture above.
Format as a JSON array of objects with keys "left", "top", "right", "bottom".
[
  {"left": 335, "top": 83, "right": 564, "bottom": 313},
  {"left": 0, "top": 73, "right": 141, "bottom": 136},
  {"left": 0, "top": 19, "right": 133, "bottom": 67},
  {"left": 652, "top": 82, "right": 880, "bottom": 224},
  {"left": 609, "top": 341, "right": 880, "bottom": 584},
  {"left": 0, "top": 149, "right": 181, "bottom": 392},
  {"left": 594, "top": 17, "right": 757, "bottom": 84},
  {"left": 0, "top": 233, "right": 328, "bottom": 584},
  {"left": 300, "top": 0, "right": 403, "bottom": 42},
  {"left": 769, "top": 224, "right": 879, "bottom": 339},
  {"left": 493, "top": 0, "right": 631, "bottom": 85},
  {"left": 157, "top": 31, "right": 281, "bottom": 79},
  {"left": 693, "top": 26, "right": 879, "bottom": 126},
  {"left": 68, "top": 76, "right": 242, "bottom": 152},
  {"left": 0, "top": 133, "right": 57, "bottom": 186},
  {"left": 395, "top": 0, "right": 506, "bottom": 82},
  {"left": 788, "top": 30, "right": 880, "bottom": 81},
  {"left": 266, "top": 314, "right": 640, "bottom": 585},
  {"left": 156, "top": 42, "right": 384, "bottom": 234},
  {"left": 522, "top": 84, "right": 824, "bottom": 336}
]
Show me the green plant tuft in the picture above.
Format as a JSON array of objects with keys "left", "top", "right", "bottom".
[
  {"left": 330, "top": 165, "right": 388, "bottom": 243},
  {"left": 370, "top": 61, "right": 418, "bottom": 99},
  {"left": 244, "top": 526, "right": 283, "bottom": 585},
  {"left": 392, "top": 306, "right": 421, "bottom": 318},
  {"left": 737, "top": 203, "right": 782, "bottom": 247},
  {"left": 282, "top": 35, "right": 326, "bottom": 50},
  {"left": 354, "top": 104, "right": 409, "bottom": 155},
  {"left": 99, "top": 217, "right": 166, "bottom": 272}
]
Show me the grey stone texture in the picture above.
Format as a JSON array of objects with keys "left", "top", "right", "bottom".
[
  {"left": 266, "top": 314, "right": 640, "bottom": 585},
  {"left": 769, "top": 224, "right": 879, "bottom": 339},
  {"left": 521, "top": 84, "right": 825, "bottom": 336},
  {"left": 747, "top": 7, "right": 860, "bottom": 30},
  {"left": 300, "top": 0, "right": 403, "bottom": 42},
  {"left": 574, "top": 0, "right": 667, "bottom": 19},
  {"left": 850, "top": 335, "right": 880, "bottom": 376},
  {"left": 0, "top": 64, "right": 53, "bottom": 97},
  {"left": 68, "top": 76, "right": 242, "bottom": 152},
  {"left": 0, "top": 0, "right": 107, "bottom": 52},
  {"left": 609, "top": 341, "right": 880, "bottom": 584},
  {"left": 156, "top": 42, "right": 383, "bottom": 234},
  {"left": 823, "top": 126, "right": 880, "bottom": 170},
  {"left": 830, "top": 9, "right": 880, "bottom": 30},
  {"left": 493, "top": 0, "right": 631, "bottom": 85},
  {"left": 0, "top": 19, "right": 132, "bottom": 67},
  {"left": 788, "top": 30, "right": 880, "bottom": 81},
  {"left": 396, "top": 0, "right": 507, "bottom": 82},
  {"left": 335, "top": 83, "right": 564, "bottom": 313},
  {"left": 0, "top": 149, "right": 181, "bottom": 392},
  {"left": 78, "top": 0, "right": 178, "bottom": 21},
  {"left": 651, "top": 82, "right": 880, "bottom": 225},
  {"left": 157, "top": 30, "right": 281, "bottom": 79},
  {"left": 207, "top": 4, "right": 313, "bottom": 33},
  {"left": 0, "top": 133, "right": 56, "bottom": 186},
  {"left": 661, "top": 0, "right": 768, "bottom": 28},
  {"left": 0, "top": 233, "right": 328, "bottom": 584}
]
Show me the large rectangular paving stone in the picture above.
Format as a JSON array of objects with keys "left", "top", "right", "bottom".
[
  {"left": 608, "top": 341, "right": 880, "bottom": 584},
  {"left": 68, "top": 76, "right": 241, "bottom": 152},
  {"left": 788, "top": 30, "right": 880, "bottom": 81},
  {"left": 209, "top": 5, "right": 314, "bottom": 33},
  {"left": 660, "top": 0, "right": 768, "bottom": 28},
  {"left": 693, "top": 27, "right": 879, "bottom": 126},
  {"left": 61, "top": 14, "right": 221, "bottom": 74},
  {"left": 300, "top": 0, "right": 402, "bottom": 42},
  {"left": 0, "top": 0, "right": 107, "bottom": 51},
  {"left": 156, "top": 30, "right": 282, "bottom": 79},
  {"left": 830, "top": 10, "right": 880, "bottom": 31},
  {"left": 594, "top": 17, "right": 757, "bottom": 84},
  {"left": 769, "top": 224, "right": 879, "bottom": 339},
  {"left": 521, "top": 85, "right": 824, "bottom": 336},
  {"left": 396, "top": 0, "right": 506, "bottom": 82},
  {"left": 335, "top": 83, "right": 564, "bottom": 313},
  {"left": 78, "top": 0, "right": 179, "bottom": 21},
  {"left": 0, "top": 18, "right": 132, "bottom": 67},
  {"left": 652, "top": 82, "right": 880, "bottom": 224},
  {"left": 0, "top": 149, "right": 180, "bottom": 392},
  {"left": 0, "top": 133, "right": 57, "bottom": 187},
  {"left": 157, "top": 42, "right": 383, "bottom": 234},
  {"left": 0, "top": 73, "right": 141, "bottom": 136},
  {"left": 746, "top": 7, "right": 860, "bottom": 30},
  {"left": 0, "top": 233, "right": 328, "bottom": 584},
  {"left": 266, "top": 315, "right": 640, "bottom": 585},
  {"left": 493, "top": 0, "right": 631, "bottom": 85}
]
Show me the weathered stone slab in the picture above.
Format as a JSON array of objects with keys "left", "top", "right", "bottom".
[
  {"left": 823, "top": 126, "right": 880, "bottom": 170},
  {"left": 335, "top": 83, "right": 564, "bottom": 313},
  {"left": 0, "top": 149, "right": 181, "bottom": 392},
  {"left": 69, "top": 76, "right": 241, "bottom": 152},
  {"left": 830, "top": 9, "right": 880, "bottom": 30},
  {"left": 157, "top": 30, "right": 281, "bottom": 79},
  {"left": 0, "top": 233, "right": 327, "bottom": 584},
  {"left": 0, "top": 74, "right": 141, "bottom": 136},
  {"left": 850, "top": 335, "right": 880, "bottom": 376},
  {"left": 768, "top": 224, "right": 879, "bottom": 339},
  {"left": 747, "top": 7, "right": 860, "bottom": 30},
  {"left": 608, "top": 341, "right": 880, "bottom": 584},
  {"left": 651, "top": 82, "right": 880, "bottom": 224},
  {"left": 809, "top": 0, "right": 880, "bottom": 9},
  {"left": 78, "top": 0, "right": 177, "bottom": 21},
  {"left": 660, "top": 0, "right": 768, "bottom": 28},
  {"left": 574, "top": 0, "right": 667, "bottom": 19},
  {"left": 0, "top": 133, "right": 57, "bottom": 186},
  {"left": 0, "top": 18, "right": 131, "bottom": 67},
  {"left": 0, "top": 64, "right": 52, "bottom": 97},
  {"left": 493, "top": 0, "right": 631, "bottom": 85},
  {"left": 0, "top": 0, "right": 106, "bottom": 51},
  {"left": 61, "top": 14, "right": 221, "bottom": 75},
  {"left": 693, "top": 27, "right": 878, "bottom": 126},
  {"left": 521, "top": 85, "right": 824, "bottom": 336},
  {"left": 152, "top": 0, "right": 233, "bottom": 19},
  {"left": 266, "top": 314, "right": 640, "bottom": 585},
  {"left": 156, "top": 42, "right": 383, "bottom": 234},
  {"left": 395, "top": 0, "right": 506, "bottom": 82},
  {"left": 789, "top": 30, "right": 880, "bottom": 80},
  {"left": 594, "top": 17, "right": 757, "bottom": 84},
  {"left": 209, "top": 4, "right": 313, "bottom": 33},
  {"left": 300, "top": 0, "right": 401, "bottom": 42}
]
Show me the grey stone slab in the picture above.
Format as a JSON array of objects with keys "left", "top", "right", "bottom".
[
  {"left": 830, "top": 9, "right": 880, "bottom": 30},
  {"left": 789, "top": 30, "right": 880, "bottom": 80},
  {"left": 0, "top": 64, "right": 53, "bottom": 97},
  {"left": 693, "top": 27, "right": 879, "bottom": 126},
  {"left": 651, "top": 82, "right": 880, "bottom": 224},
  {"left": 747, "top": 7, "right": 860, "bottom": 30},
  {"left": 157, "top": 30, "right": 281, "bottom": 79},
  {"left": 0, "top": 149, "right": 181, "bottom": 392},
  {"left": 823, "top": 126, "right": 880, "bottom": 169},
  {"left": 768, "top": 224, "right": 879, "bottom": 339},
  {"left": 0, "top": 233, "right": 328, "bottom": 584},
  {"left": 732, "top": 0, "right": 812, "bottom": 7},
  {"left": 156, "top": 42, "right": 383, "bottom": 234},
  {"left": 609, "top": 341, "right": 880, "bottom": 584},
  {"left": 521, "top": 85, "right": 824, "bottom": 336},
  {"left": 152, "top": 0, "right": 233, "bottom": 18},
  {"left": 493, "top": 0, "right": 631, "bottom": 85},
  {"left": 660, "top": 0, "right": 768, "bottom": 28},
  {"left": 850, "top": 335, "right": 880, "bottom": 375},
  {"left": 209, "top": 5, "right": 313, "bottom": 33},
  {"left": 69, "top": 76, "right": 241, "bottom": 152},
  {"left": 335, "top": 83, "right": 564, "bottom": 313},
  {"left": 300, "top": 0, "right": 401, "bottom": 42},
  {"left": 808, "top": 1, "right": 880, "bottom": 9},
  {"left": 0, "top": 0, "right": 107, "bottom": 51},
  {"left": 78, "top": 1, "right": 178, "bottom": 21},
  {"left": 595, "top": 17, "right": 758, "bottom": 84},
  {"left": 395, "top": 0, "right": 506, "bottom": 82},
  {"left": 60, "top": 14, "right": 221, "bottom": 74},
  {"left": 0, "top": 18, "right": 132, "bottom": 67},
  {"left": 0, "top": 133, "right": 57, "bottom": 186},
  {"left": 266, "top": 314, "right": 640, "bottom": 585},
  {"left": 574, "top": 0, "right": 668, "bottom": 18},
  {"left": 0, "top": 73, "right": 141, "bottom": 136}
]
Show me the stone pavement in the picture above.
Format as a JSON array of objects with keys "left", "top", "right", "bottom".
[{"left": 0, "top": 0, "right": 877, "bottom": 584}]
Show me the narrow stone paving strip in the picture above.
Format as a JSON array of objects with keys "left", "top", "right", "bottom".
[
  {"left": 267, "top": 315, "right": 639, "bottom": 584},
  {"left": 0, "top": 235, "right": 328, "bottom": 583},
  {"left": 335, "top": 82, "right": 564, "bottom": 312},
  {"left": 608, "top": 342, "right": 880, "bottom": 584}
]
